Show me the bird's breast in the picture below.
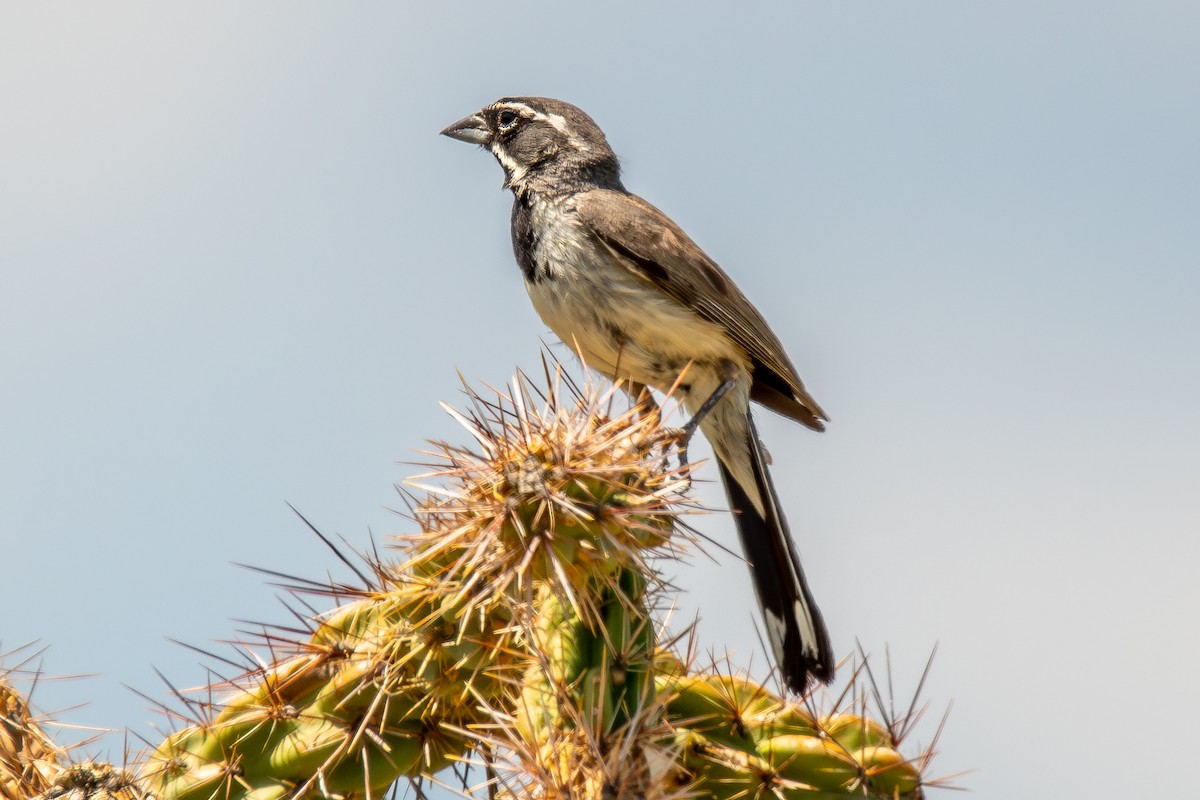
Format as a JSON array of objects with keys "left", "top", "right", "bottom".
[{"left": 521, "top": 196, "right": 745, "bottom": 390}]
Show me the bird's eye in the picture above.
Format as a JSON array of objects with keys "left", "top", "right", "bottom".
[{"left": 497, "top": 110, "right": 520, "bottom": 130}]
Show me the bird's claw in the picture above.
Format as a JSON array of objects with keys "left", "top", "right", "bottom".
[{"left": 653, "top": 425, "right": 697, "bottom": 487}]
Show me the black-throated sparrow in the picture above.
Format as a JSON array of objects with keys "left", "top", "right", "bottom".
[{"left": 441, "top": 97, "right": 833, "bottom": 693}]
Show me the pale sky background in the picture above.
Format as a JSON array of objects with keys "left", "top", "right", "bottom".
[{"left": 2, "top": 2, "right": 1197, "bottom": 797}]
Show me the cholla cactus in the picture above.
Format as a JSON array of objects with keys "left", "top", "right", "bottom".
[
  {"left": 2, "top": 366, "right": 940, "bottom": 800},
  {"left": 2, "top": 663, "right": 63, "bottom": 800}
]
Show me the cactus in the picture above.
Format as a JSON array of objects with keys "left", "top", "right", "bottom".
[
  {"left": 2, "top": 665, "right": 63, "bottom": 800},
  {"left": 1, "top": 367, "right": 940, "bottom": 800}
]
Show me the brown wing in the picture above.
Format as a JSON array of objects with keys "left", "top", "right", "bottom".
[{"left": 575, "top": 189, "right": 827, "bottom": 430}]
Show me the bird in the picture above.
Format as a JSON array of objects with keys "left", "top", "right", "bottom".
[{"left": 441, "top": 97, "right": 834, "bottom": 693}]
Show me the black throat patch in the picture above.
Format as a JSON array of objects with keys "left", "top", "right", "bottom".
[{"left": 509, "top": 195, "right": 540, "bottom": 283}]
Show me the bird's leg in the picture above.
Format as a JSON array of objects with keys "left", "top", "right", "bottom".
[{"left": 672, "top": 374, "right": 737, "bottom": 472}]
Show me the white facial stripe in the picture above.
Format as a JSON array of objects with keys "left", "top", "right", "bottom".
[
  {"left": 492, "top": 101, "right": 537, "bottom": 116},
  {"left": 543, "top": 112, "right": 591, "bottom": 152},
  {"left": 490, "top": 102, "right": 591, "bottom": 153},
  {"left": 540, "top": 111, "right": 568, "bottom": 133},
  {"left": 491, "top": 142, "right": 528, "bottom": 187}
]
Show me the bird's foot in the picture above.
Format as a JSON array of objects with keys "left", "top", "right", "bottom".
[{"left": 652, "top": 424, "right": 698, "bottom": 487}]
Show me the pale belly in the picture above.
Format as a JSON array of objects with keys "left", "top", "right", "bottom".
[
  {"left": 526, "top": 263, "right": 740, "bottom": 388},
  {"left": 527, "top": 259, "right": 761, "bottom": 509}
]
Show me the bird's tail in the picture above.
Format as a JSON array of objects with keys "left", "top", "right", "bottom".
[{"left": 717, "top": 412, "right": 834, "bottom": 694}]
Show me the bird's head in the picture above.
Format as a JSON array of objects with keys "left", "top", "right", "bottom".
[{"left": 441, "top": 97, "right": 621, "bottom": 195}]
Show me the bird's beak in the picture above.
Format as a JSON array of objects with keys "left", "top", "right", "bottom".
[{"left": 440, "top": 112, "right": 490, "bottom": 145}]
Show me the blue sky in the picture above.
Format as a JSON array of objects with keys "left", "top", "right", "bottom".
[{"left": 2, "top": 2, "right": 1197, "bottom": 796}]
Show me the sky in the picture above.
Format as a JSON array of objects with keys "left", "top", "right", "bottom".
[{"left": 1, "top": 2, "right": 1198, "bottom": 797}]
